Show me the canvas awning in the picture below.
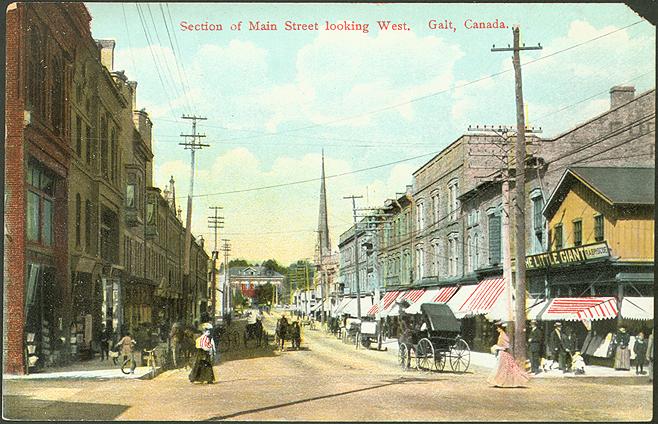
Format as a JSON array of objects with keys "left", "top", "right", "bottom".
[
  {"left": 404, "top": 287, "right": 459, "bottom": 315},
  {"left": 446, "top": 284, "right": 478, "bottom": 318},
  {"left": 452, "top": 276, "right": 507, "bottom": 318},
  {"left": 388, "top": 289, "right": 426, "bottom": 317},
  {"left": 367, "top": 290, "right": 403, "bottom": 317},
  {"left": 620, "top": 297, "right": 653, "bottom": 320},
  {"left": 333, "top": 297, "right": 351, "bottom": 315},
  {"left": 341, "top": 296, "right": 373, "bottom": 317},
  {"left": 526, "top": 298, "right": 549, "bottom": 320},
  {"left": 537, "top": 297, "right": 618, "bottom": 321}
]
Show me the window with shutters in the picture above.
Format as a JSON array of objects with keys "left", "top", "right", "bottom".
[
  {"left": 594, "top": 215, "right": 605, "bottom": 242},
  {"left": 573, "top": 220, "right": 582, "bottom": 246},
  {"left": 488, "top": 213, "right": 501, "bottom": 265}
]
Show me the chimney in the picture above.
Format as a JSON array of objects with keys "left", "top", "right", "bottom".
[
  {"left": 609, "top": 86, "right": 635, "bottom": 109},
  {"left": 127, "top": 81, "right": 138, "bottom": 110},
  {"left": 96, "top": 39, "right": 115, "bottom": 71}
]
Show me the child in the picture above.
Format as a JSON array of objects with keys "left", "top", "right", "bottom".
[
  {"left": 633, "top": 332, "right": 647, "bottom": 375},
  {"left": 572, "top": 351, "right": 586, "bottom": 375}
]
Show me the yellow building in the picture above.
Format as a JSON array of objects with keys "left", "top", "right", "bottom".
[{"left": 526, "top": 167, "right": 653, "bottom": 340}]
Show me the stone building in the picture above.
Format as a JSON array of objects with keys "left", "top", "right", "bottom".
[{"left": 377, "top": 187, "right": 414, "bottom": 289}]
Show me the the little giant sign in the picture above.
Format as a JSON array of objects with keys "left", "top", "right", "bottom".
[{"left": 525, "top": 242, "right": 611, "bottom": 270}]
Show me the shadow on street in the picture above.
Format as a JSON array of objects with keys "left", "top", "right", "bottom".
[
  {"left": 3, "top": 395, "right": 130, "bottom": 420},
  {"left": 204, "top": 375, "right": 437, "bottom": 421}
]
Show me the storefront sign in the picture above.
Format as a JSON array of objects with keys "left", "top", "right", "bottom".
[{"left": 525, "top": 242, "right": 610, "bottom": 270}]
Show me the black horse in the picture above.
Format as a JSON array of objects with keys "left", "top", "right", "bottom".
[
  {"left": 275, "top": 317, "right": 289, "bottom": 351},
  {"left": 244, "top": 318, "right": 264, "bottom": 347}
]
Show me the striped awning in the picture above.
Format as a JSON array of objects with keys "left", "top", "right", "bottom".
[
  {"left": 389, "top": 289, "right": 426, "bottom": 317},
  {"left": 405, "top": 287, "right": 458, "bottom": 315},
  {"left": 538, "top": 297, "right": 618, "bottom": 321},
  {"left": 367, "top": 290, "right": 403, "bottom": 316},
  {"left": 455, "top": 276, "right": 507, "bottom": 317},
  {"left": 446, "top": 285, "right": 478, "bottom": 318},
  {"left": 620, "top": 297, "right": 653, "bottom": 320}
]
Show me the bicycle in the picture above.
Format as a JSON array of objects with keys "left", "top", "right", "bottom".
[
  {"left": 120, "top": 352, "right": 137, "bottom": 375},
  {"left": 142, "top": 348, "right": 158, "bottom": 375}
]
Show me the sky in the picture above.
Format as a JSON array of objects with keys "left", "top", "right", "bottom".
[{"left": 85, "top": 2, "right": 655, "bottom": 265}]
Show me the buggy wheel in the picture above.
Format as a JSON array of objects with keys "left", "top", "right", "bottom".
[
  {"left": 398, "top": 343, "right": 410, "bottom": 369},
  {"left": 449, "top": 338, "right": 471, "bottom": 373},
  {"left": 416, "top": 338, "right": 434, "bottom": 371},
  {"left": 434, "top": 351, "right": 446, "bottom": 371}
]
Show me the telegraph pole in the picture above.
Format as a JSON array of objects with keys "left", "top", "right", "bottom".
[
  {"left": 492, "top": 26, "right": 542, "bottom": 364},
  {"left": 179, "top": 115, "right": 209, "bottom": 323},
  {"left": 208, "top": 206, "right": 223, "bottom": 319},
  {"left": 344, "top": 195, "right": 363, "bottom": 319},
  {"left": 220, "top": 239, "right": 231, "bottom": 317}
]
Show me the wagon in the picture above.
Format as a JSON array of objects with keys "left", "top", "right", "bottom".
[
  {"left": 356, "top": 319, "right": 386, "bottom": 351},
  {"left": 398, "top": 303, "right": 471, "bottom": 373}
]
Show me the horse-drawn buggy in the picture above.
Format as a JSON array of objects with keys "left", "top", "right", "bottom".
[
  {"left": 357, "top": 319, "right": 386, "bottom": 351},
  {"left": 398, "top": 303, "right": 471, "bottom": 373},
  {"left": 341, "top": 318, "right": 361, "bottom": 345},
  {"left": 243, "top": 318, "right": 268, "bottom": 348}
]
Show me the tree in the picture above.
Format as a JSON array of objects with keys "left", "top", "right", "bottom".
[
  {"left": 232, "top": 290, "right": 248, "bottom": 311},
  {"left": 254, "top": 283, "right": 274, "bottom": 306},
  {"left": 262, "top": 259, "right": 287, "bottom": 275},
  {"left": 229, "top": 258, "right": 250, "bottom": 267}
]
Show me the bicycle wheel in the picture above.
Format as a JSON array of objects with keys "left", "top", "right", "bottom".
[{"left": 120, "top": 357, "right": 133, "bottom": 375}]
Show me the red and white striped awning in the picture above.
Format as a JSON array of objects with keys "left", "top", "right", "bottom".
[
  {"left": 405, "top": 286, "right": 459, "bottom": 315},
  {"left": 367, "top": 290, "right": 402, "bottom": 316},
  {"left": 538, "top": 297, "right": 618, "bottom": 321},
  {"left": 455, "top": 276, "right": 507, "bottom": 317},
  {"left": 389, "top": 289, "right": 426, "bottom": 316}
]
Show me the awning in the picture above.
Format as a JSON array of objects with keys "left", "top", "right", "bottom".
[
  {"left": 341, "top": 296, "right": 373, "bottom": 317},
  {"left": 405, "top": 288, "right": 444, "bottom": 315},
  {"left": 537, "top": 297, "right": 618, "bottom": 321},
  {"left": 620, "top": 297, "right": 654, "bottom": 320},
  {"left": 453, "top": 276, "right": 507, "bottom": 318},
  {"left": 388, "top": 289, "right": 426, "bottom": 317},
  {"left": 367, "top": 290, "right": 403, "bottom": 317},
  {"left": 333, "top": 297, "right": 351, "bottom": 315},
  {"left": 526, "top": 298, "right": 549, "bottom": 320},
  {"left": 311, "top": 298, "right": 332, "bottom": 312},
  {"left": 446, "top": 284, "right": 478, "bottom": 318}
]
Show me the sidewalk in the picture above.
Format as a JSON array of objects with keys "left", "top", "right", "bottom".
[{"left": 4, "top": 342, "right": 169, "bottom": 381}]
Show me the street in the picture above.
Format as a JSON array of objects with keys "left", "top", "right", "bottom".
[{"left": 3, "top": 314, "right": 653, "bottom": 421}]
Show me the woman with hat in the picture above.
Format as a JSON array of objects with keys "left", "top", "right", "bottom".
[
  {"left": 487, "top": 321, "right": 531, "bottom": 388},
  {"left": 612, "top": 326, "right": 631, "bottom": 370},
  {"left": 189, "top": 323, "right": 216, "bottom": 384}
]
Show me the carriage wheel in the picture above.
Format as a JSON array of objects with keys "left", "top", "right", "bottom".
[
  {"left": 398, "top": 343, "right": 410, "bottom": 369},
  {"left": 434, "top": 351, "right": 447, "bottom": 372},
  {"left": 416, "top": 338, "right": 434, "bottom": 371},
  {"left": 449, "top": 338, "right": 471, "bottom": 373}
]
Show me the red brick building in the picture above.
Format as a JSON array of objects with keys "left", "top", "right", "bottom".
[{"left": 4, "top": 3, "right": 94, "bottom": 374}]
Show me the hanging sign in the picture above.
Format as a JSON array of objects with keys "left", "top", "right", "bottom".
[{"left": 525, "top": 242, "right": 610, "bottom": 270}]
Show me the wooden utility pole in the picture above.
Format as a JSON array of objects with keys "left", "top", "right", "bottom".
[
  {"left": 344, "top": 195, "right": 363, "bottom": 319},
  {"left": 208, "top": 206, "right": 223, "bottom": 318},
  {"left": 220, "top": 239, "right": 231, "bottom": 316},
  {"left": 179, "top": 115, "right": 209, "bottom": 323},
  {"left": 492, "top": 26, "right": 542, "bottom": 364}
]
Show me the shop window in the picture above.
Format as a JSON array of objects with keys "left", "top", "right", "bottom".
[
  {"left": 26, "top": 160, "right": 55, "bottom": 246},
  {"left": 554, "top": 224, "right": 563, "bottom": 250},
  {"left": 573, "top": 220, "right": 582, "bottom": 246},
  {"left": 594, "top": 215, "right": 604, "bottom": 242}
]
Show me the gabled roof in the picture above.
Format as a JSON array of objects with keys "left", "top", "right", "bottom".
[
  {"left": 544, "top": 167, "right": 655, "bottom": 218},
  {"left": 229, "top": 266, "right": 284, "bottom": 278}
]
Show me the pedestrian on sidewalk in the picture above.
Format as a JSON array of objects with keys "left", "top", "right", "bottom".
[
  {"left": 99, "top": 325, "right": 110, "bottom": 361},
  {"left": 189, "top": 323, "right": 216, "bottom": 384},
  {"left": 613, "top": 326, "right": 631, "bottom": 370},
  {"left": 549, "top": 322, "right": 567, "bottom": 371},
  {"left": 563, "top": 326, "right": 578, "bottom": 372},
  {"left": 633, "top": 332, "right": 647, "bottom": 375},
  {"left": 527, "top": 320, "right": 543, "bottom": 374},
  {"left": 487, "top": 322, "right": 531, "bottom": 388},
  {"left": 646, "top": 330, "right": 653, "bottom": 381},
  {"left": 116, "top": 332, "right": 137, "bottom": 374}
]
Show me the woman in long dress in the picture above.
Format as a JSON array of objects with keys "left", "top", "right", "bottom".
[
  {"left": 613, "top": 327, "right": 631, "bottom": 370},
  {"left": 488, "top": 323, "right": 531, "bottom": 388},
  {"left": 189, "top": 323, "right": 216, "bottom": 384}
]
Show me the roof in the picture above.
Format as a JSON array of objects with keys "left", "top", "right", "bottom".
[
  {"left": 544, "top": 167, "right": 655, "bottom": 217},
  {"left": 229, "top": 266, "right": 284, "bottom": 278}
]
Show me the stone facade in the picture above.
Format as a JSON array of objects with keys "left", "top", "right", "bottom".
[{"left": 377, "top": 188, "right": 414, "bottom": 289}]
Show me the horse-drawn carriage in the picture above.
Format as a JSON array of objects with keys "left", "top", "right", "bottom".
[
  {"left": 243, "top": 318, "right": 268, "bottom": 348},
  {"left": 398, "top": 303, "right": 471, "bottom": 373},
  {"left": 357, "top": 319, "right": 386, "bottom": 351}
]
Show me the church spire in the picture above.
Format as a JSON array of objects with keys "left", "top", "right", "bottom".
[{"left": 317, "top": 150, "right": 331, "bottom": 257}]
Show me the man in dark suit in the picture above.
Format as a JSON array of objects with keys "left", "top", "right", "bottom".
[
  {"left": 549, "top": 321, "right": 567, "bottom": 371},
  {"left": 527, "top": 320, "right": 543, "bottom": 374}
]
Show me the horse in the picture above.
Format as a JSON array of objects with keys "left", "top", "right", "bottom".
[
  {"left": 244, "top": 318, "right": 264, "bottom": 347},
  {"left": 275, "top": 317, "right": 289, "bottom": 351}
]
